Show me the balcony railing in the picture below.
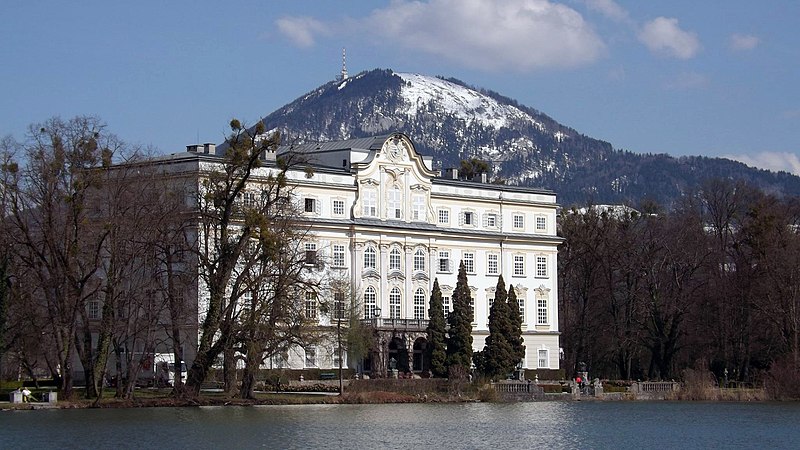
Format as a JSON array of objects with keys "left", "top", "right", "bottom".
[{"left": 360, "top": 317, "right": 428, "bottom": 331}]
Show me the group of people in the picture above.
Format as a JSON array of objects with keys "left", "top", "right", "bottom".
[{"left": 15, "top": 387, "right": 35, "bottom": 402}]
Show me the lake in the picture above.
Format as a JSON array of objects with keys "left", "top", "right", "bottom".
[{"left": 3, "top": 401, "right": 800, "bottom": 449}]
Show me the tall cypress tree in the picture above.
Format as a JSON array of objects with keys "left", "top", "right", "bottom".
[
  {"left": 426, "top": 278, "right": 448, "bottom": 377},
  {"left": 480, "top": 275, "right": 515, "bottom": 378},
  {"left": 507, "top": 285, "right": 525, "bottom": 367},
  {"left": 446, "top": 261, "right": 473, "bottom": 372}
]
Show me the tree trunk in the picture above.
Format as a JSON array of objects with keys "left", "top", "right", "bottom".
[{"left": 223, "top": 347, "right": 237, "bottom": 395}]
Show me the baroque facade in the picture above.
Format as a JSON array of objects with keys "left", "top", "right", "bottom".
[
  {"left": 231, "top": 132, "right": 562, "bottom": 374},
  {"left": 119, "top": 132, "right": 561, "bottom": 380}
]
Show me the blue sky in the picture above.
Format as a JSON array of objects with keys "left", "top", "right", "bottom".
[{"left": 2, "top": 1, "right": 798, "bottom": 174}]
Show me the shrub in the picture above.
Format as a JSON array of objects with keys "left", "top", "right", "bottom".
[{"left": 765, "top": 355, "right": 800, "bottom": 400}]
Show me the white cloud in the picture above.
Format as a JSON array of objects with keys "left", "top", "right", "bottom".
[
  {"left": 729, "top": 33, "right": 760, "bottom": 51},
  {"left": 725, "top": 152, "right": 800, "bottom": 176},
  {"left": 372, "top": 0, "right": 607, "bottom": 71},
  {"left": 638, "top": 17, "right": 701, "bottom": 59},
  {"left": 276, "top": 16, "right": 328, "bottom": 48},
  {"left": 277, "top": 0, "right": 606, "bottom": 72},
  {"left": 583, "top": 0, "right": 630, "bottom": 23}
]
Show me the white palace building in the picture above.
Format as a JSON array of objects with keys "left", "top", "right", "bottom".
[{"left": 155, "top": 132, "right": 561, "bottom": 377}]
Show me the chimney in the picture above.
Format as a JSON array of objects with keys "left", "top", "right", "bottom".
[
  {"left": 203, "top": 143, "right": 216, "bottom": 154},
  {"left": 186, "top": 144, "right": 199, "bottom": 153},
  {"left": 452, "top": 168, "right": 459, "bottom": 180},
  {"left": 481, "top": 172, "right": 488, "bottom": 183}
]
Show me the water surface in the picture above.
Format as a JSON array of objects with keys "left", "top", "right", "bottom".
[{"left": 3, "top": 402, "right": 799, "bottom": 449}]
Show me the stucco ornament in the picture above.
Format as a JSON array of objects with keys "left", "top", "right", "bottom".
[{"left": 387, "top": 137, "right": 404, "bottom": 161}]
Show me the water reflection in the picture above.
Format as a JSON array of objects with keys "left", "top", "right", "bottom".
[{"left": 3, "top": 402, "right": 800, "bottom": 449}]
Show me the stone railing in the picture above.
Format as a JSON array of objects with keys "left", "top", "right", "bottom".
[
  {"left": 629, "top": 381, "right": 680, "bottom": 399},
  {"left": 491, "top": 381, "right": 544, "bottom": 400}
]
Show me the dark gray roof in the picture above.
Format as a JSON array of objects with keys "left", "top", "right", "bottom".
[{"left": 278, "top": 135, "right": 392, "bottom": 155}]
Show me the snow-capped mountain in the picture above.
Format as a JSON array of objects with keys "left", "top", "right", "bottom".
[{"left": 260, "top": 69, "right": 800, "bottom": 206}]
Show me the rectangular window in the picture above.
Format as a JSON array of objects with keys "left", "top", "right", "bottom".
[
  {"left": 388, "top": 188, "right": 402, "bottom": 219},
  {"left": 304, "top": 198, "right": 315, "bottom": 213},
  {"left": 333, "top": 199, "right": 345, "bottom": 216},
  {"left": 243, "top": 192, "right": 256, "bottom": 208},
  {"left": 464, "top": 211, "right": 474, "bottom": 225},
  {"left": 438, "top": 209, "right": 449, "bottom": 224},
  {"left": 305, "top": 291, "right": 317, "bottom": 319},
  {"left": 305, "top": 347, "right": 317, "bottom": 367},
  {"left": 438, "top": 251, "right": 450, "bottom": 273},
  {"left": 363, "top": 190, "right": 377, "bottom": 217},
  {"left": 334, "top": 291, "right": 346, "bottom": 320},
  {"left": 304, "top": 243, "right": 317, "bottom": 265},
  {"left": 514, "top": 255, "right": 525, "bottom": 277},
  {"left": 87, "top": 300, "right": 100, "bottom": 320},
  {"left": 536, "top": 255, "right": 547, "bottom": 278},
  {"left": 412, "top": 194, "right": 426, "bottom": 221},
  {"left": 485, "top": 214, "right": 497, "bottom": 228},
  {"left": 537, "top": 297, "right": 548, "bottom": 325},
  {"left": 463, "top": 252, "right": 475, "bottom": 274},
  {"left": 442, "top": 296, "right": 451, "bottom": 315},
  {"left": 513, "top": 214, "right": 524, "bottom": 229},
  {"left": 487, "top": 254, "right": 499, "bottom": 275},
  {"left": 333, "top": 244, "right": 346, "bottom": 267},
  {"left": 536, "top": 216, "right": 547, "bottom": 232},
  {"left": 517, "top": 297, "right": 525, "bottom": 322},
  {"left": 470, "top": 298, "right": 476, "bottom": 323},
  {"left": 538, "top": 349, "right": 548, "bottom": 369}
]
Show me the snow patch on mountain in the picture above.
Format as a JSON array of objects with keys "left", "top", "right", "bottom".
[{"left": 396, "top": 73, "right": 541, "bottom": 131}]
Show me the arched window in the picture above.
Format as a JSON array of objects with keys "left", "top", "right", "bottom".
[
  {"left": 414, "top": 288, "right": 426, "bottom": 320},
  {"left": 390, "top": 288, "right": 401, "bottom": 318},
  {"left": 363, "top": 286, "right": 377, "bottom": 319},
  {"left": 389, "top": 248, "right": 401, "bottom": 271},
  {"left": 414, "top": 249, "right": 426, "bottom": 272},
  {"left": 364, "top": 246, "right": 376, "bottom": 269}
]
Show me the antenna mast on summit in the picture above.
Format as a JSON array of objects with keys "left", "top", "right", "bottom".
[{"left": 340, "top": 47, "right": 348, "bottom": 80}]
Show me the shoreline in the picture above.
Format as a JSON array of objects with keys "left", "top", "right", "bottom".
[{"left": 1, "top": 388, "right": 779, "bottom": 411}]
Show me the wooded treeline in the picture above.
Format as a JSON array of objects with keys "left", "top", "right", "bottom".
[{"left": 559, "top": 179, "right": 800, "bottom": 390}]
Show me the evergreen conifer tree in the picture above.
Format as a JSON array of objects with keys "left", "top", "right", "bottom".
[
  {"left": 426, "top": 278, "right": 448, "bottom": 377},
  {"left": 446, "top": 261, "right": 473, "bottom": 372},
  {"left": 507, "top": 285, "right": 525, "bottom": 367},
  {"left": 480, "top": 275, "right": 515, "bottom": 378}
]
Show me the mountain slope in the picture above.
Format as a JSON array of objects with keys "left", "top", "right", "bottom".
[{"left": 260, "top": 69, "right": 800, "bottom": 206}]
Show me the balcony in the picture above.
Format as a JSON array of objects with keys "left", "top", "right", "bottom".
[{"left": 360, "top": 317, "right": 428, "bottom": 331}]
